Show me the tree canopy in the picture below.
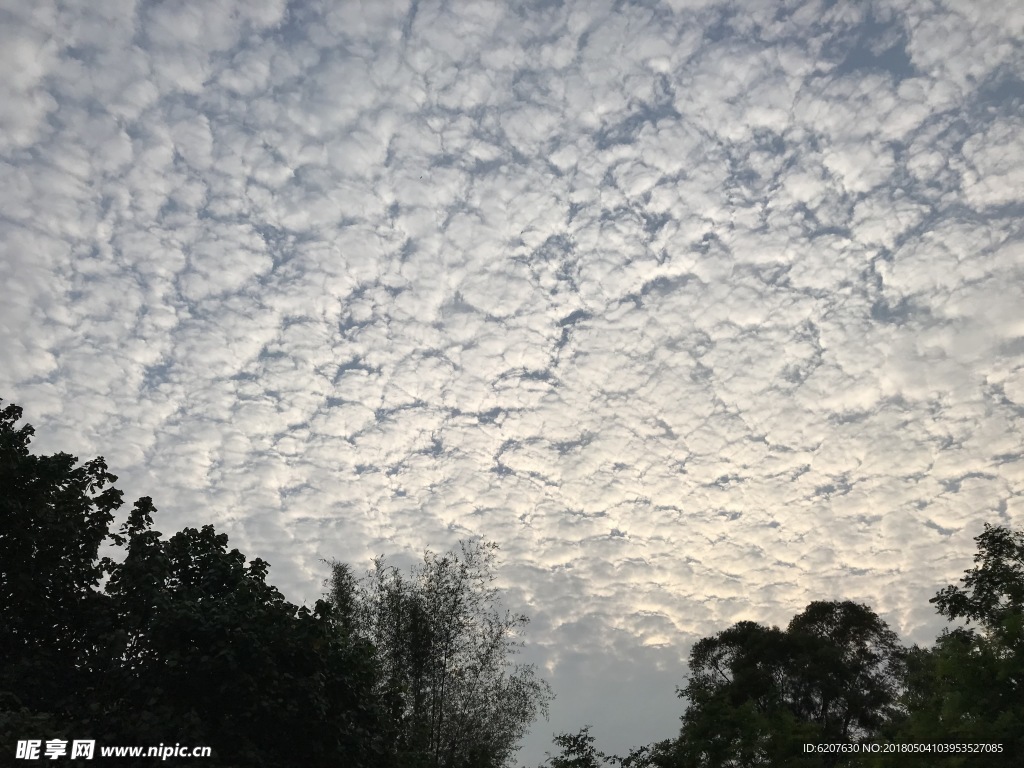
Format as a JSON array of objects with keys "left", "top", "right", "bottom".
[
  {"left": 877, "top": 524, "right": 1024, "bottom": 766},
  {"left": 667, "top": 601, "right": 905, "bottom": 767},
  {"left": 0, "top": 400, "right": 386, "bottom": 766},
  {"left": 541, "top": 726, "right": 613, "bottom": 768}
]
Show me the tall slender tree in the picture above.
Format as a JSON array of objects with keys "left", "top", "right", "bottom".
[{"left": 328, "top": 540, "right": 552, "bottom": 768}]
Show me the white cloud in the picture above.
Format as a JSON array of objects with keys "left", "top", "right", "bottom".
[{"left": 959, "top": 117, "right": 1024, "bottom": 209}]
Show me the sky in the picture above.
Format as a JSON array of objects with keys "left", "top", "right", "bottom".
[{"left": 2, "top": 0, "right": 1023, "bottom": 762}]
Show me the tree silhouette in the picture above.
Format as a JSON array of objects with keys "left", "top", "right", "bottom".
[
  {"left": 878, "top": 525, "right": 1023, "bottom": 766},
  {"left": 0, "top": 400, "right": 383, "bottom": 767},
  {"left": 540, "top": 726, "right": 613, "bottom": 768},
  {"left": 673, "top": 601, "right": 905, "bottom": 767}
]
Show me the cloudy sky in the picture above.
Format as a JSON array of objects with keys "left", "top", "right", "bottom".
[{"left": 3, "top": 0, "right": 1023, "bottom": 761}]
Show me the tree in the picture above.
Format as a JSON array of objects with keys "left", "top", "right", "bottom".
[
  {"left": 97, "top": 499, "right": 385, "bottom": 767},
  {"left": 675, "top": 621, "right": 805, "bottom": 767},
  {"left": 541, "top": 726, "right": 613, "bottom": 768},
  {"left": 539, "top": 729, "right": 679, "bottom": 768},
  {"left": 784, "top": 601, "right": 905, "bottom": 744},
  {"left": 1, "top": 400, "right": 384, "bottom": 767},
  {"left": 672, "top": 602, "right": 905, "bottom": 767},
  {"left": 931, "top": 524, "right": 1023, "bottom": 651},
  {"left": 329, "top": 540, "right": 553, "bottom": 768},
  {"left": 879, "top": 525, "right": 1023, "bottom": 766},
  {"left": 0, "top": 399, "right": 122, "bottom": 731},
  {"left": 611, "top": 741, "right": 679, "bottom": 768}
]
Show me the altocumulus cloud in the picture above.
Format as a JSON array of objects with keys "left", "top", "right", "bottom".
[{"left": 2, "top": 0, "right": 1023, "bottom": 761}]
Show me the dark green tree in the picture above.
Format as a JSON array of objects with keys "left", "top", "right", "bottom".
[
  {"left": 0, "top": 400, "right": 122, "bottom": 732},
  {"left": 540, "top": 726, "right": 613, "bottom": 768},
  {"left": 675, "top": 621, "right": 806, "bottom": 766},
  {"left": 97, "top": 500, "right": 384, "bottom": 767},
  {"left": 784, "top": 601, "right": 905, "bottom": 744},
  {"left": 672, "top": 602, "right": 905, "bottom": 767},
  {"left": 1, "top": 400, "right": 384, "bottom": 767},
  {"left": 329, "top": 540, "right": 553, "bottom": 768},
  {"left": 877, "top": 525, "right": 1023, "bottom": 766},
  {"left": 540, "top": 730, "right": 680, "bottom": 768},
  {"left": 615, "top": 741, "right": 679, "bottom": 768}
]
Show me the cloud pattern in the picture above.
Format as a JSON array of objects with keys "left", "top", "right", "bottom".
[{"left": 3, "top": 0, "right": 1023, "bottom": 759}]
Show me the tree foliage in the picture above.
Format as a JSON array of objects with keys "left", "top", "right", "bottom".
[
  {"left": 328, "top": 541, "right": 553, "bottom": 768},
  {"left": 931, "top": 524, "right": 1024, "bottom": 647},
  {"left": 671, "top": 601, "right": 905, "bottom": 767},
  {"left": 0, "top": 400, "right": 383, "bottom": 766},
  {"left": 784, "top": 601, "right": 906, "bottom": 744},
  {"left": 96, "top": 499, "right": 384, "bottom": 766},
  {"left": 876, "top": 524, "right": 1024, "bottom": 766},
  {"left": 541, "top": 726, "right": 613, "bottom": 768},
  {"left": 0, "top": 401, "right": 123, "bottom": 720}
]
